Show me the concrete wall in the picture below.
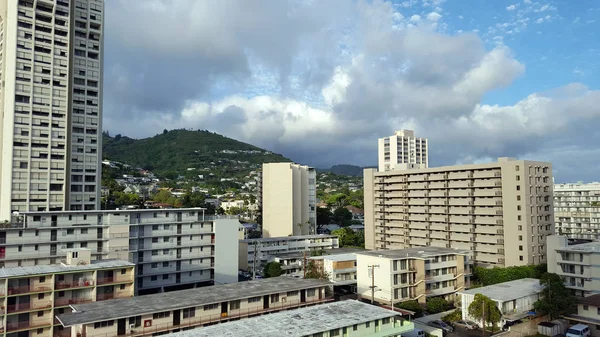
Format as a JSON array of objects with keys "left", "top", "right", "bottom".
[{"left": 213, "top": 218, "right": 239, "bottom": 284}]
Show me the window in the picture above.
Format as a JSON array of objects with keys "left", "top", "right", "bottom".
[
  {"left": 164, "top": 225, "right": 170, "bottom": 230},
  {"left": 583, "top": 305, "right": 589, "bottom": 310},
  {"left": 516, "top": 175, "right": 520, "bottom": 181},
  {"left": 517, "top": 205, "right": 521, "bottom": 211},
  {"left": 152, "top": 225, "right": 159, "bottom": 230},
  {"left": 37, "top": 311, "right": 44, "bottom": 317},
  {"left": 80, "top": 242, "right": 87, "bottom": 248},
  {"left": 519, "top": 256, "right": 523, "bottom": 261},
  {"left": 517, "top": 185, "right": 521, "bottom": 191},
  {"left": 519, "top": 235, "right": 523, "bottom": 241},
  {"left": 163, "top": 262, "right": 169, "bottom": 267},
  {"left": 152, "top": 311, "right": 170, "bottom": 319},
  {"left": 164, "top": 237, "right": 169, "bottom": 242},
  {"left": 366, "top": 322, "right": 370, "bottom": 328},
  {"left": 162, "top": 274, "right": 168, "bottom": 280},
  {"left": 517, "top": 195, "right": 521, "bottom": 201},
  {"left": 152, "top": 250, "right": 158, "bottom": 256},
  {"left": 67, "top": 229, "right": 74, "bottom": 235},
  {"left": 270, "top": 294, "right": 279, "bottom": 303},
  {"left": 94, "top": 321, "right": 114, "bottom": 329},
  {"left": 120, "top": 284, "right": 126, "bottom": 290},
  {"left": 518, "top": 225, "right": 523, "bottom": 231},
  {"left": 183, "top": 307, "right": 196, "bottom": 319},
  {"left": 519, "top": 245, "right": 523, "bottom": 251},
  {"left": 230, "top": 300, "right": 241, "bottom": 310},
  {"left": 18, "top": 231, "right": 23, "bottom": 237},
  {"left": 152, "top": 237, "right": 159, "bottom": 243},
  {"left": 306, "top": 288, "right": 316, "bottom": 297},
  {"left": 81, "top": 228, "right": 88, "bottom": 234},
  {"left": 330, "top": 329, "right": 340, "bottom": 336},
  {"left": 37, "top": 328, "right": 43, "bottom": 334},
  {"left": 18, "top": 245, "right": 22, "bottom": 252},
  {"left": 150, "top": 276, "right": 157, "bottom": 281},
  {"left": 518, "top": 215, "right": 521, "bottom": 221},
  {"left": 515, "top": 165, "right": 520, "bottom": 171},
  {"left": 248, "top": 296, "right": 261, "bottom": 303},
  {"left": 121, "top": 269, "right": 126, "bottom": 275},
  {"left": 382, "top": 318, "right": 390, "bottom": 324},
  {"left": 287, "top": 291, "right": 297, "bottom": 297},
  {"left": 203, "top": 303, "right": 219, "bottom": 311},
  {"left": 151, "top": 263, "right": 158, "bottom": 268},
  {"left": 353, "top": 324, "right": 358, "bottom": 331}
]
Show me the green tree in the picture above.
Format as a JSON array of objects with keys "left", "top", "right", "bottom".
[
  {"left": 396, "top": 300, "right": 424, "bottom": 316},
  {"left": 316, "top": 207, "right": 333, "bottom": 231},
  {"left": 152, "top": 190, "right": 173, "bottom": 203},
  {"left": 426, "top": 297, "right": 450, "bottom": 314},
  {"left": 181, "top": 191, "right": 205, "bottom": 208},
  {"left": 533, "top": 273, "right": 577, "bottom": 320},
  {"left": 305, "top": 261, "right": 329, "bottom": 280},
  {"left": 333, "top": 207, "right": 353, "bottom": 227},
  {"left": 263, "top": 262, "right": 283, "bottom": 278},
  {"left": 473, "top": 264, "right": 547, "bottom": 286},
  {"left": 326, "top": 193, "right": 347, "bottom": 208},
  {"left": 227, "top": 206, "right": 243, "bottom": 215},
  {"left": 468, "top": 293, "right": 502, "bottom": 336},
  {"left": 113, "top": 191, "right": 140, "bottom": 207}
]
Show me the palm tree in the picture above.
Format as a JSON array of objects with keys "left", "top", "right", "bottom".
[{"left": 468, "top": 293, "right": 502, "bottom": 336}]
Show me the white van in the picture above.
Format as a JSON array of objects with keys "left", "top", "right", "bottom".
[
  {"left": 402, "top": 329, "right": 425, "bottom": 337},
  {"left": 566, "top": 324, "right": 591, "bottom": 337}
]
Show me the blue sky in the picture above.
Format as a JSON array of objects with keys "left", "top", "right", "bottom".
[{"left": 102, "top": 0, "right": 600, "bottom": 182}]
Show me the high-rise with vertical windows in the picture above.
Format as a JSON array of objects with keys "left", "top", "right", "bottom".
[
  {"left": 0, "top": 0, "right": 104, "bottom": 220},
  {"left": 378, "top": 130, "right": 428, "bottom": 172}
]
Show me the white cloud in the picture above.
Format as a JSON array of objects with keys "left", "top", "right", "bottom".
[
  {"left": 409, "top": 14, "right": 421, "bottom": 22},
  {"left": 524, "top": 0, "right": 531, "bottom": 3},
  {"left": 536, "top": 17, "right": 544, "bottom": 23},
  {"left": 427, "top": 12, "right": 443, "bottom": 21},
  {"left": 506, "top": 4, "right": 517, "bottom": 11}
]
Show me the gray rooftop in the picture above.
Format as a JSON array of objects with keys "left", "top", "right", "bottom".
[
  {"left": 156, "top": 300, "right": 399, "bottom": 337},
  {"left": 557, "top": 241, "right": 600, "bottom": 253},
  {"left": 272, "top": 247, "right": 367, "bottom": 260},
  {"left": 57, "top": 277, "right": 330, "bottom": 326},
  {"left": 458, "top": 278, "right": 543, "bottom": 302},
  {"left": 16, "top": 207, "right": 206, "bottom": 215},
  {"left": 311, "top": 253, "right": 358, "bottom": 262},
  {"left": 241, "top": 234, "right": 337, "bottom": 243},
  {"left": 0, "top": 260, "right": 134, "bottom": 279},
  {"left": 358, "top": 247, "right": 469, "bottom": 259}
]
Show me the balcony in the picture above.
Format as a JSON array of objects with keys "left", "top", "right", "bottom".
[
  {"left": 97, "top": 277, "right": 118, "bottom": 285},
  {"left": 6, "top": 302, "right": 52, "bottom": 314},
  {"left": 7, "top": 285, "right": 52, "bottom": 295},
  {"left": 54, "top": 297, "right": 93, "bottom": 307},
  {"left": 55, "top": 279, "right": 94, "bottom": 289},
  {"left": 96, "top": 293, "right": 115, "bottom": 301},
  {"left": 6, "top": 320, "right": 52, "bottom": 332}
]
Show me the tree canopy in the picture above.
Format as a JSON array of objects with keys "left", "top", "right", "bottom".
[
  {"left": 396, "top": 300, "right": 424, "bottom": 316},
  {"left": 331, "top": 227, "right": 364, "bottom": 248},
  {"left": 263, "top": 262, "right": 283, "bottom": 278},
  {"left": 333, "top": 207, "right": 353, "bottom": 227},
  {"left": 426, "top": 297, "right": 450, "bottom": 314},
  {"left": 468, "top": 293, "right": 502, "bottom": 335},
  {"left": 533, "top": 273, "right": 577, "bottom": 320},
  {"left": 305, "top": 261, "right": 329, "bottom": 280},
  {"left": 473, "top": 264, "right": 546, "bottom": 286}
]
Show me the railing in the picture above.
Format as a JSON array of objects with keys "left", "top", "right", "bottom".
[
  {"left": 7, "top": 285, "right": 52, "bottom": 295},
  {"left": 55, "top": 297, "right": 94, "bottom": 307},
  {"left": 7, "top": 301, "right": 53, "bottom": 313},
  {"left": 54, "top": 328, "right": 72, "bottom": 337},
  {"left": 97, "top": 277, "right": 116, "bottom": 285},
  {"left": 78, "top": 297, "right": 334, "bottom": 337},
  {"left": 55, "top": 280, "right": 95, "bottom": 289},
  {"left": 6, "top": 320, "right": 52, "bottom": 332},
  {"left": 96, "top": 293, "right": 115, "bottom": 301}
]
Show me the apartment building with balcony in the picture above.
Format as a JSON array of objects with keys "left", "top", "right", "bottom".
[
  {"left": 378, "top": 129, "right": 428, "bottom": 172},
  {"left": 156, "top": 300, "right": 416, "bottom": 337},
  {"left": 0, "top": 0, "right": 105, "bottom": 220},
  {"left": 554, "top": 182, "right": 600, "bottom": 240},
  {"left": 547, "top": 235, "right": 600, "bottom": 297},
  {"left": 238, "top": 235, "right": 339, "bottom": 274},
  {"left": 56, "top": 277, "right": 332, "bottom": 337},
  {"left": 0, "top": 208, "right": 239, "bottom": 295},
  {"left": 0, "top": 248, "right": 134, "bottom": 337},
  {"left": 356, "top": 247, "right": 470, "bottom": 305},
  {"left": 563, "top": 294, "right": 600, "bottom": 336},
  {"left": 310, "top": 253, "right": 358, "bottom": 287},
  {"left": 364, "top": 157, "right": 554, "bottom": 267},
  {"left": 259, "top": 163, "right": 316, "bottom": 237}
]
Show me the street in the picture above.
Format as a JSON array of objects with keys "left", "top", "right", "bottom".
[{"left": 446, "top": 326, "right": 485, "bottom": 337}]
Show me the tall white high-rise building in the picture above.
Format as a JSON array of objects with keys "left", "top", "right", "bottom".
[
  {"left": 554, "top": 182, "right": 600, "bottom": 240},
  {"left": 0, "top": 0, "right": 104, "bottom": 220},
  {"left": 259, "top": 163, "right": 316, "bottom": 237},
  {"left": 378, "top": 129, "right": 428, "bottom": 172}
]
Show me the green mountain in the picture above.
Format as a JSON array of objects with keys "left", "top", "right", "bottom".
[
  {"left": 318, "top": 164, "right": 369, "bottom": 177},
  {"left": 102, "top": 129, "right": 292, "bottom": 178}
]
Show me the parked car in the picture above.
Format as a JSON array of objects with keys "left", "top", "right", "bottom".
[
  {"left": 502, "top": 319, "right": 523, "bottom": 331},
  {"left": 428, "top": 320, "right": 454, "bottom": 333},
  {"left": 566, "top": 324, "right": 591, "bottom": 337},
  {"left": 454, "top": 320, "right": 479, "bottom": 330}
]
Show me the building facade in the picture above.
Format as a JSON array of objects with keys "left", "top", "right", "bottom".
[
  {"left": 378, "top": 130, "right": 428, "bottom": 172},
  {"left": 554, "top": 182, "right": 600, "bottom": 240},
  {"left": 0, "top": 248, "right": 134, "bottom": 337},
  {"left": 364, "top": 157, "right": 554, "bottom": 267},
  {"left": 356, "top": 247, "right": 470, "bottom": 305},
  {"left": 310, "top": 253, "right": 358, "bottom": 287},
  {"left": 151, "top": 300, "right": 416, "bottom": 337},
  {"left": 56, "top": 278, "right": 332, "bottom": 337},
  {"left": 238, "top": 235, "right": 339, "bottom": 274},
  {"left": 459, "top": 278, "right": 543, "bottom": 324},
  {"left": 259, "top": 163, "right": 316, "bottom": 237},
  {"left": 547, "top": 235, "right": 600, "bottom": 297},
  {"left": 563, "top": 294, "right": 600, "bottom": 336},
  {"left": 1, "top": 208, "right": 238, "bottom": 295},
  {"left": 0, "top": 0, "right": 104, "bottom": 220}
]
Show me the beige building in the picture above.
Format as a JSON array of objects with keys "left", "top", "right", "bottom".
[
  {"left": 364, "top": 157, "right": 554, "bottom": 267},
  {"left": 547, "top": 235, "right": 600, "bottom": 297},
  {"left": 554, "top": 182, "right": 600, "bottom": 240},
  {"left": 0, "top": 248, "right": 134, "bottom": 337},
  {"left": 564, "top": 294, "right": 600, "bottom": 336},
  {"left": 378, "top": 130, "right": 428, "bottom": 172},
  {"left": 310, "top": 253, "right": 358, "bottom": 286},
  {"left": 0, "top": 0, "right": 105, "bottom": 219},
  {"left": 356, "top": 247, "right": 470, "bottom": 305},
  {"left": 259, "top": 163, "right": 316, "bottom": 237},
  {"left": 56, "top": 278, "right": 332, "bottom": 337}
]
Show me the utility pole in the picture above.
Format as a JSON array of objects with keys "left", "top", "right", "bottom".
[
  {"left": 252, "top": 240, "right": 259, "bottom": 279},
  {"left": 303, "top": 251, "right": 307, "bottom": 278},
  {"left": 482, "top": 300, "right": 486, "bottom": 337},
  {"left": 368, "top": 265, "right": 380, "bottom": 304}
]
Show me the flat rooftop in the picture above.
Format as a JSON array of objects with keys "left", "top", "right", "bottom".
[
  {"left": 155, "top": 300, "right": 399, "bottom": 337},
  {"left": 458, "top": 278, "right": 543, "bottom": 302},
  {"left": 556, "top": 241, "right": 600, "bottom": 253},
  {"left": 241, "top": 234, "right": 337, "bottom": 243},
  {"left": 358, "top": 247, "right": 469, "bottom": 259},
  {"left": 0, "top": 260, "right": 134, "bottom": 279},
  {"left": 272, "top": 247, "right": 366, "bottom": 260},
  {"left": 311, "top": 253, "right": 358, "bottom": 262},
  {"left": 15, "top": 207, "right": 206, "bottom": 215},
  {"left": 57, "top": 277, "right": 330, "bottom": 326}
]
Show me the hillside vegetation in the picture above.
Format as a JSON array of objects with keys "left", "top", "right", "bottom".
[{"left": 102, "top": 129, "right": 291, "bottom": 177}]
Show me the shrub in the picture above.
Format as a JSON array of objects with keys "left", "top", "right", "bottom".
[
  {"left": 442, "top": 309, "right": 462, "bottom": 322},
  {"left": 396, "top": 300, "right": 424, "bottom": 316},
  {"left": 426, "top": 297, "right": 450, "bottom": 314}
]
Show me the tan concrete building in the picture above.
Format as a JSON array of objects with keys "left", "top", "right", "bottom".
[
  {"left": 364, "top": 157, "right": 554, "bottom": 267},
  {"left": 0, "top": 248, "right": 134, "bottom": 337},
  {"left": 356, "top": 247, "right": 470, "bottom": 305},
  {"left": 310, "top": 253, "right": 358, "bottom": 286},
  {"left": 564, "top": 294, "right": 600, "bottom": 336},
  {"left": 554, "top": 182, "right": 600, "bottom": 240},
  {"left": 259, "top": 163, "right": 316, "bottom": 237},
  {"left": 547, "top": 235, "right": 600, "bottom": 297},
  {"left": 56, "top": 278, "right": 332, "bottom": 337},
  {"left": 378, "top": 130, "right": 428, "bottom": 172}
]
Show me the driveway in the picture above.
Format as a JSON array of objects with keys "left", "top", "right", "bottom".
[{"left": 447, "top": 326, "right": 483, "bottom": 337}]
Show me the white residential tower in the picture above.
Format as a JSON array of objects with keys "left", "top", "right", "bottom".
[{"left": 378, "top": 129, "right": 428, "bottom": 172}]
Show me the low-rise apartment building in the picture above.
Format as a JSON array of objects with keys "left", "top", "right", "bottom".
[
  {"left": 364, "top": 157, "right": 554, "bottom": 267},
  {"left": 554, "top": 182, "right": 600, "bottom": 240},
  {"left": 310, "top": 253, "right": 358, "bottom": 287},
  {"left": 547, "top": 235, "right": 600, "bottom": 296},
  {"left": 1, "top": 209, "right": 239, "bottom": 295},
  {"left": 0, "top": 249, "right": 134, "bottom": 337},
  {"left": 157, "top": 300, "right": 415, "bottom": 337},
  {"left": 459, "top": 278, "right": 543, "bottom": 324},
  {"left": 563, "top": 294, "right": 600, "bottom": 336},
  {"left": 238, "top": 235, "right": 339, "bottom": 274},
  {"left": 56, "top": 278, "right": 332, "bottom": 337},
  {"left": 356, "top": 247, "right": 470, "bottom": 305}
]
